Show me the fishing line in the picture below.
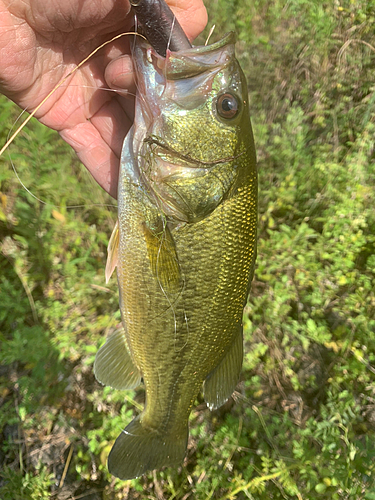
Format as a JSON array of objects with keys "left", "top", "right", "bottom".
[
  {"left": 129, "top": 13, "right": 153, "bottom": 166},
  {"left": 8, "top": 152, "right": 117, "bottom": 210},
  {"left": 166, "top": 13, "right": 177, "bottom": 54},
  {"left": 6, "top": 123, "right": 117, "bottom": 210},
  {"left": 55, "top": 84, "right": 133, "bottom": 96}
]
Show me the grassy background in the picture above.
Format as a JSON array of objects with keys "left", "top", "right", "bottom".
[{"left": 1, "top": 0, "right": 375, "bottom": 498}]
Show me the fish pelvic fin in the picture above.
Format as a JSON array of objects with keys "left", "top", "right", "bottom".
[
  {"left": 108, "top": 417, "right": 188, "bottom": 480},
  {"left": 94, "top": 327, "right": 141, "bottom": 390},
  {"left": 203, "top": 326, "right": 243, "bottom": 410},
  {"left": 105, "top": 220, "right": 119, "bottom": 283}
]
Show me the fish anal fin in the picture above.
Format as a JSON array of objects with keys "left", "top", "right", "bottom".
[
  {"left": 203, "top": 327, "right": 243, "bottom": 410},
  {"left": 108, "top": 416, "right": 188, "bottom": 480},
  {"left": 143, "top": 219, "right": 182, "bottom": 294},
  {"left": 94, "top": 327, "right": 141, "bottom": 390},
  {"left": 105, "top": 220, "right": 119, "bottom": 283}
]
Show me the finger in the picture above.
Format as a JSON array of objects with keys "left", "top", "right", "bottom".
[
  {"left": 168, "top": 0, "right": 208, "bottom": 40},
  {"left": 60, "top": 122, "right": 120, "bottom": 198},
  {"left": 105, "top": 54, "right": 136, "bottom": 97}
]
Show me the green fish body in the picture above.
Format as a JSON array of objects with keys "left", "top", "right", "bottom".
[{"left": 94, "top": 32, "right": 257, "bottom": 480}]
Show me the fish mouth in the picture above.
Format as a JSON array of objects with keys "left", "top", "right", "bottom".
[{"left": 143, "top": 135, "right": 242, "bottom": 168}]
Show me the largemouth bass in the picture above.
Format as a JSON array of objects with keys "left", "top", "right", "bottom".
[{"left": 94, "top": 28, "right": 257, "bottom": 480}]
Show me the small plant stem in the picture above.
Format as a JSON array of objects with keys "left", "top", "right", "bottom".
[{"left": 59, "top": 444, "right": 74, "bottom": 488}]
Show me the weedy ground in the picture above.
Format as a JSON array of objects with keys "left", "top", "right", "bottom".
[{"left": 1, "top": 0, "right": 375, "bottom": 499}]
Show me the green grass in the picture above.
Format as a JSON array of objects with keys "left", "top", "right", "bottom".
[{"left": 1, "top": 0, "right": 375, "bottom": 498}]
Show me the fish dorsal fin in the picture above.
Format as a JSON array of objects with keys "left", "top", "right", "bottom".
[
  {"left": 94, "top": 327, "right": 142, "bottom": 390},
  {"left": 105, "top": 220, "right": 119, "bottom": 283},
  {"left": 203, "top": 326, "right": 243, "bottom": 410},
  {"left": 143, "top": 219, "right": 182, "bottom": 294}
]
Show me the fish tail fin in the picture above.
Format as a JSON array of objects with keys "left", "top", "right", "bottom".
[{"left": 108, "top": 417, "right": 188, "bottom": 480}]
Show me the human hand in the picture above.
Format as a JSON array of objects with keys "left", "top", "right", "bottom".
[{"left": 0, "top": 0, "right": 207, "bottom": 197}]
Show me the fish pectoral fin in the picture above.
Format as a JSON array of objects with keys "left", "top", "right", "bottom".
[
  {"left": 94, "top": 327, "right": 142, "bottom": 390},
  {"left": 203, "top": 326, "right": 243, "bottom": 410},
  {"left": 108, "top": 416, "right": 188, "bottom": 480},
  {"left": 105, "top": 220, "right": 119, "bottom": 283},
  {"left": 143, "top": 219, "right": 182, "bottom": 294}
]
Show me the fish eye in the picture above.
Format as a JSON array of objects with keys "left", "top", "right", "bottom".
[{"left": 216, "top": 93, "right": 240, "bottom": 120}]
